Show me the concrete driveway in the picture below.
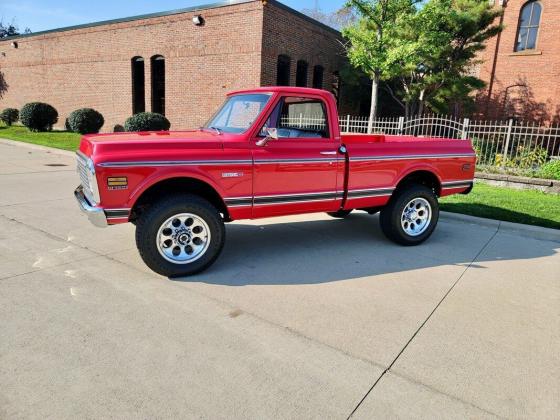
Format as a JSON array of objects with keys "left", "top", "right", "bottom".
[{"left": 1, "top": 139, "right": 559, "bottom": 419}]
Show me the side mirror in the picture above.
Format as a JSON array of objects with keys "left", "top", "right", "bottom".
[{"left": 256, "top": 127, "right": 278, "bottom": 146}]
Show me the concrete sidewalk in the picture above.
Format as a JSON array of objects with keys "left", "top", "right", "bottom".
[{"left": 0, "top": 140, "right": 559, "bottom": 419}]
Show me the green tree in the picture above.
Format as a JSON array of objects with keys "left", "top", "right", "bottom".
[
  {"left": 343, "top": 0, "right": 419, "bottom": 132},
  {"left": 0, "top": 20, "right": 31, "bottom": 38},
  {"left": 390, "top": 0, "right": 503, "bottom": 116}
]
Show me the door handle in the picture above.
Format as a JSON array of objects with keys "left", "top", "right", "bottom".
[{"left": 320, "top": 151, "right": 337, "bottom": 155}]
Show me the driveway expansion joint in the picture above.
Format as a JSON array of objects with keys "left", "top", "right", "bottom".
[{"left": 346, "top": 225, "right": 501, "bottom": 419}]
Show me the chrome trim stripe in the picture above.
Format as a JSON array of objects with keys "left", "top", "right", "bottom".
[
  {"left": 442, "top": 182, "right": 472, "bottom": 189},
  {"left": 255, "top": 158, "right": 339, "bottom": 164},
  {"left": 347, "top": 187, "right": 395, "bottom": 199},
  {"left": 350, "top": 153, "right": 475, "bottom": 162},
  {"left": 442, "top": 180, "right": 473, "bottom": 186},
  {"left": 255, "top": 192, "right": 337, "bottom": 205},
  {"left": 98, "top": 159, "right": 253, "bottom": 168}
]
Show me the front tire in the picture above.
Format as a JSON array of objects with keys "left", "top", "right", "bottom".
[
  {"left": 379, "top": 185, "right": 439, "bottom": 246},
  {"left": 135, "top": 194, "right": 225, "bottom": 277}
]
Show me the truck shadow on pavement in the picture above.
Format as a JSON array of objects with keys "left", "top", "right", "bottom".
[{"left": 171, "top": 213, "right": 559, "bottom": 285}]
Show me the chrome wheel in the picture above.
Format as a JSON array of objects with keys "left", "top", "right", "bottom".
[
  {"left": 401, "top": 197, "right": 431, "bottom": 237},
  {"left": 156, "top": 213, "right": 211, "bottom": 264}
]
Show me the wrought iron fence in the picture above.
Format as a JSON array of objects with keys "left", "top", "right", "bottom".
[{"left": 337, "top": 115, "right": 560, "bottom": 169}]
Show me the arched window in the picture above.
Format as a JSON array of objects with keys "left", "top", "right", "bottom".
[
  {"left": 312, "top": 65, "right": 324, "bottom": 89},
  {"left": 131, "top": 57, "right": 145, "bottom": 114},
  {"left": 296, "top": 60, "right": 308, "bottom": 87},
  {"left": 276, "top": 55, "right": 291, "bottom": 86},
  {"left": 151, "top": 55, "right": 165, "bottom": 115},
  {"left": 515, "top": 1, "right": 542, "bottom": 52}
]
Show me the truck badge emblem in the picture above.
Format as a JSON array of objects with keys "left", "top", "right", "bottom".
[{"left": 222, "top": 172, "right": 243, "bottom": 178}]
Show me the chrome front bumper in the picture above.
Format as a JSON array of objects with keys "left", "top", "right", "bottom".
[{"left": 74, "top": 185, "right": 107, "bottom": 228}]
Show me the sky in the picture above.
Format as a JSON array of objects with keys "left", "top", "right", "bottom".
[{"left": 0, "top": 0, "right": 346, "bottom": 33}]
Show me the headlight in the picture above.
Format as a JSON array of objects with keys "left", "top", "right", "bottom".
[
  {"left": 77, "top": 152, "right": 100, "bottom": 205},
  {"left": 85, "top": 158, "right": 101, "bottom": 204}
]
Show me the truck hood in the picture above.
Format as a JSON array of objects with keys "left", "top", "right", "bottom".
[{"left": 79, "top": 130, "right": 233, "bottom": 162}]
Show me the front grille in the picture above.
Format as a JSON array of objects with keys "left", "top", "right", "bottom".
[{"left": 77, "top": 155, "right": 95, "bottom": 204}]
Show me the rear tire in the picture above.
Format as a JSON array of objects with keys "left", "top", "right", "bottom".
[
  {"left": 327, "top": 209, "right": 352, "bottom": 218},
  {"left": 135, "top": 194, "right": 225, "bottom": 277},
  {"left": 379, "top": 185, "right": 439, "bottom": 246}
]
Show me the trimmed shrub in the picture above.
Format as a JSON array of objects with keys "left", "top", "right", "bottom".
[
  {"left": 124, "top": 112, "right": 170, "bottom": 132},
  {"left": 67, "top": 108, "right": 104, "bottom": 134},
  {"left": 0, "top": 108, "right": 19, "bottom": 126},
  {"left": 538, "top": 160, "right": 560, "bottom": 180},
  {"left": 20, "top": 102, "right": 58, "bottom": 132}
]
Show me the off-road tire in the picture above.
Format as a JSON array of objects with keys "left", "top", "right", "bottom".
[
  {"left": 135, "top": 194, "right": 225, "bottom": 277},
  {"left": 327, "top": 209, "right": 352, "bottom": 218},
  {"left": 379, "top": 184, "right": 439, "bottom": 246}
]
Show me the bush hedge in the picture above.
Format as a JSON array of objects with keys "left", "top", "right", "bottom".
[
  {"left": 0, "top": 108, "right": 19, "bottom": 126},
  {"left": 538, "top": 160, "right": 560, "bottom": 180},
  {"left": 67, "top": 108, "right": 104, "bottom": 134},
  {"left": 20, "top": 102, "right": 58, "bottom": 132},
  {"left": 124, "top": 112, "right": 170, "bottom": 132}
]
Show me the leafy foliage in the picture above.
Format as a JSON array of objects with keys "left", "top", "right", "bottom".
[
  {"left": 343, "top": 0, "right": 503, "bottom": 118},
  {"left": 537, "top": 160, "right": 560, "bottom": 181},
  {"left": 67, "top": 108, "right": 104, "bottom": 134},
  {"left": 20, "top": 102, "right": 58, "bottom": 132},
  {"left": 0, "top": 20, "right": 31, "bottom": 38},
  {"left": 124, "top": 112, "right": 170, "bottom": 132},
  {"left": 0, "top": 108, "right": 19, "bottom": 126}
]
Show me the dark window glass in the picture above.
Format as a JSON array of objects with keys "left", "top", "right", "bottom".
[
  {"left": 276, "top": 55, "right": 291, "bottom": 86},
  {"left": 131, "top": 57, "right": 145, "bottom": 114},
  {"left": 312, "top": 65, "right": 324, "bottom": 89},
  {"left": 515, "top": 1, "right": 541, "bottom": 51},
  {"left": 295, "top": 60, "right": 308, "bottom": 87},
  {"left": 151, "top": 55, "right": 165, "bottom": 115}
]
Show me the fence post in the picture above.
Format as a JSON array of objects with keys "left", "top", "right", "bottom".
[
  {"left": 398, "top": 116, "right": 404, "bottom": 134},
  {"left": 461, "top": 118, "right": 470, "bottom": 140},
  {"left": 346, "top": 115, "right": 350, "bottom": 133},
  {"left": 502, "top": 119, "right": 513, "bottom": 166}
]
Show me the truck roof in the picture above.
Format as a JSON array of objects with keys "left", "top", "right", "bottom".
[{"left": 228, "top": 86, "right": 334, "bottom": 98}]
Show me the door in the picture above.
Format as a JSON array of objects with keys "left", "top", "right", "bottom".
[{"left": 252, "top": 95, "right": 341, "bottom": 218}]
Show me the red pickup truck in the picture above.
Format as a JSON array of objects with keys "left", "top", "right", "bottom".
[{"left": 75, "top": 87, "right": 475, "bottom": 276}]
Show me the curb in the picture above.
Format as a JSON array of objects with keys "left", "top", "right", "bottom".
[
  {"left": 0, "top": 138, "right": 75, "bottom": 157},
  {"left": 440, "top": 211, "right": 560, "bottom": 243}
]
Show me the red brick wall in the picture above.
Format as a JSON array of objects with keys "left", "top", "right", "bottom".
[
  {"left": 0, "top": 1, "right": 264, "bottom": 131},
  {"left": 476, "top": 0, "right": 560, "bottom": 122}
]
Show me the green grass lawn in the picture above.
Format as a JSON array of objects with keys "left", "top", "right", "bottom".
[
  {"left": 0, "top": 125, "right": 81, "bottom": 151},
  {"left": 440, "top": 182, "right": 560, "bottom": 229}
]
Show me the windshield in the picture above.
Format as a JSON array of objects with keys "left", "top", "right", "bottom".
[{"left": 204, "top": 93, "right": 271, "bottom": 134}]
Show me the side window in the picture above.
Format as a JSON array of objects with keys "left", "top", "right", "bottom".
[{"left": 261, "top": 97, "right": 329, "bottom": 139}]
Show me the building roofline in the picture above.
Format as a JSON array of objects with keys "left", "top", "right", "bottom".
[
  {"left": 1, "top": 0, "right": 255, "bottom": 41},
  {"left": 1, "top": 0, "right": 340, "bottom": 41}
]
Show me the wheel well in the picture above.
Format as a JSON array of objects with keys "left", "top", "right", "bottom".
[
  {"left": 395, "top": 170, "right": 441, "bottom": 196},
  {"left": 130, "top": 178, "right": 230, "bottom": 222}
]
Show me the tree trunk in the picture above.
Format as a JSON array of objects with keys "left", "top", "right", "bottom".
[{"left": 367, "top": 75, "right": 379, "bottom": 134}]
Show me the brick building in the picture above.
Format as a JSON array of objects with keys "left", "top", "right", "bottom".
[
  {"left": 0, "top": 0, "right": 348, "bottom": 131},
  {"left": 476, "top": 0, "right": 560, "bottom": 122}
]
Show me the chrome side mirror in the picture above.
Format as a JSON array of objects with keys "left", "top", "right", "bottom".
[{"left": 256, "top": 127, "right": 278, "bottom": 146}]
